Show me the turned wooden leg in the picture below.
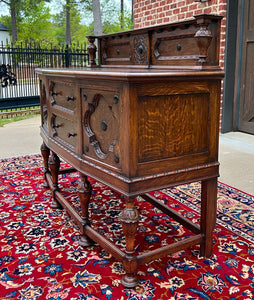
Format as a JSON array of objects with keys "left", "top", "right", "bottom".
[
  {"left": 77, "top": 173, "right": 94, "bottom": 247},
  {"left": 49, "top": 152, "right": 61, "bottom": 209},
  {"left": 119, "top": 197, "right": 139, "bottom": 288},
  {"left": 40, "top": 142, "right": 50, "bottom": 188},
  {"left": 200, "top": 177, "right": 218, "bottom": 257}
]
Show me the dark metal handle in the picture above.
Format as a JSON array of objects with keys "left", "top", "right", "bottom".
[
  {"left": 53, "top": 123, "right": 61, "bottom": 128},
  {"left": 68, "top": 132, "right": 77, "bottom": 138},
  {"left": 66, "top": 96, "right": 75, "bottom": 101}
]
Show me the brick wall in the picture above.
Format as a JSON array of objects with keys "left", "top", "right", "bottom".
[{"left": 134, "top": 0, "right": 227, "bottom": 129}]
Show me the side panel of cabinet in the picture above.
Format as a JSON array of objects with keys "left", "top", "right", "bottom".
[{"left": 133, "top": 80, "right": 220, "bottom": 177}]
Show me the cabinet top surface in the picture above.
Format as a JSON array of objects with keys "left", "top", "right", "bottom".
[{"left": 36, "top": 67, "right": 224, "bottom": 79}]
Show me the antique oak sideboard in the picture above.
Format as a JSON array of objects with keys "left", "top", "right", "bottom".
[{"left": 37, "top": 14, "right": 224, "bottom": 287}]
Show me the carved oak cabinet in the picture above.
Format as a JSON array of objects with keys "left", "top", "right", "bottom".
[{"left": 37, "top": 14, "right": 224, "bottom": 287}]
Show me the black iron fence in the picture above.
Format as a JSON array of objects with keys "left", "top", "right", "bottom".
[{"left": 0, "top": 41, "right": 89, "bottom": 111}]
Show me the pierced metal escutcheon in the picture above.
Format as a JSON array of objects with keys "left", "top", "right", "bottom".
[
  {"left": 83, "top": 93, "right": 87, "bottom": 101},
  {"left": 138, "top": 45, "right": 143, "bottom": 54},
  {"left": 117, "top": 49, "right": 120, "bottom": 55},
  {"left": 177, "top": 44, "right": 181, "bottom": 51}
]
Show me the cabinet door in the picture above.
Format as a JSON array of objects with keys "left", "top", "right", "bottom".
[{"left": 81, "top": 87, "right": 122, "bottom": 170}]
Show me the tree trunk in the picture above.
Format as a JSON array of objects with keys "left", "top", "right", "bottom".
[
  {"left": 121, "top": 0, "right": 124, "bottom": 29},
  {"left": 92, "top": 0, "right": 102, "bottom": 36},
  {"left": 66, "top": 0, "right": 71, "bottom": 45},
  {"left": 10, "top": 1, "right": 17, "bottom": 44}
]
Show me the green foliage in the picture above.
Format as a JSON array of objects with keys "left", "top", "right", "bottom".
[
  {"left": 18, "top": 1, "right": 55, "bottom": 42},
  {"left": 0, "top": 15, "right": 12, "bottom": 32},
  {"left": 102, "top": 10, "right": 133, "bottom": 33},
  {"left": 0, "top": 0, "right": 133, "bottom": 44}
]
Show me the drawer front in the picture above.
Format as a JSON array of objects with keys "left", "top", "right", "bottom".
[
  {"left": 81, "top": 88, "right": 121, "bottom": 169},
  {"left": 49, "top": 80, "right": 76, "bottom": 111},
  {"left": 101, "top": 34, "right": 149, "bottom": 65},
  {"left": 101, "top": 36, "right": 131, "bottom": 65},
  {"left": 50, "top": 114, "right": 77, "bottom": 149}
]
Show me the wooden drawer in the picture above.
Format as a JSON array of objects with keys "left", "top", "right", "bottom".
[
  {"left": 50, "top": 114, "right": 77, "bottom": 150},
  {"left": 100, "top": 33, "right": 149, "bottom": 65},
  {"left": 49, "top": 80, "right": 76, "bottom": 111}
]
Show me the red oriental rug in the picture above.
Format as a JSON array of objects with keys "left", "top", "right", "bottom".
[{"left": 0, "top": 154, "right": 254, "bottom": 300}]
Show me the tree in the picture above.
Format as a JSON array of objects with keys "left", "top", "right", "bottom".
[
  {"left": 120, "top": 0, "right": 123, "bottom": 29},
  {"left": 66, "top": 0, "right": 71, "bottom": 44},
  {"left": 52, "top": 3, "right": 91, "bottom": 44},
  {"left": 0, "top": 0, "right": 20, "bottom": 43},
  {"left": 92, "top": 0, "right": 102, "bottom": 35},
  {"left": 18, "top": 1, "right": 54, "bottom": 42},
  {"left": 0, "top": 0, "right": 51, "bottom": 43}
]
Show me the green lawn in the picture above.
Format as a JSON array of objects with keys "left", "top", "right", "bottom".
[{"left": 0, "top": 112, "right": 40, "bottom": 127}]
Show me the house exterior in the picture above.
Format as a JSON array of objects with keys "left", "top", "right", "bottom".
[
  {"left": 0, "top": 21, "right": 10, "bottom": 44},
  {"left": 133, "top": 0, "right": 254, "bottom": 134},
  {"left": 0, "top": 21, "right": 11, "bottom": 65}
]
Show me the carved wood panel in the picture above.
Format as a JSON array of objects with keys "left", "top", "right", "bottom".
[
  {"left": 134, "top": 35, "right": 148, "bottom": 64},
  {"left": 82, "top": 88, "right": 121, "bottom": 167},
  {"left": 138, "top": 92, "right": 209, "bottom": 162}
]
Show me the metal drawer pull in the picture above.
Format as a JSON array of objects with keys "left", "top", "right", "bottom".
[
  {"left": 51, "top": 91, "right": 60, "bottom": 96},
  {"left": 68, "top": 132, "right": 77, "bottom": 138},
  {"left": 53, "top": 123, "right": 62, "bottom": 128},
  {"left": 66, "top": 96, "right": 75, "bottom": 101}
]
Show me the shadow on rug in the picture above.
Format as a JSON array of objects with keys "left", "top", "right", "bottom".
[{"left": 0, "top": 155, "right": 254, "bottom": 300}]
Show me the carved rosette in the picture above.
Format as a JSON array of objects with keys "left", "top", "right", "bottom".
[{"left": 134, "top": 35, "right": 148, "bottom": 64}]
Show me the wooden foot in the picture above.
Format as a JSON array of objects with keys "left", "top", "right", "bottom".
[
  {"left": 200, "top": 177, "right": 217, "bottom": 257},
  {"left": 77, "top": 173, "right": 94, "bottom": 247},
  {"left": 40, "top": 142, "right": 50, "bottom": 188},
  {"left": 120, "top": 197, "right": 139, "bottom": 288},
  {"left": 49, "top": 152, "right": 62, "bottom": 209}
]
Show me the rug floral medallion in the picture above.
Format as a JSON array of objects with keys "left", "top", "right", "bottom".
[{"left": 0, "top": 155, "right": 254, "bottom": 300}]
